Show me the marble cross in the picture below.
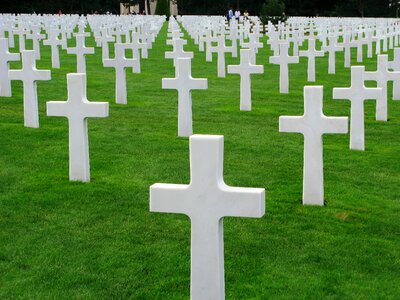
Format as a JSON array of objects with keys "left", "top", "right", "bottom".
[
  {"left": 150, "top": 134, "right": 265, "bottom": 300},
  {"left": 165, "top": 38, "right": 194, "bottom": 68},
  {"left": 210, "top": 35, "right": 231, "bottom": 78},
  {"left": 269, "top": 42, "right": 299, "bottom": 93},
  {"left": 0, "top": 38, "right": 20, "bottom": 97},
  {"left": 333, "top": 66, "right": 382, "bottom": 150},
  {"left": 26, "top": 25, "right": 45, "bottom": 59},
  {"left": 388, "top": 47, "right": 400, "bottom": 100},
  {"left": 364, "top": 54, "right": 400, "bottom": 121},
  {"left": 47, "top": 73, "right": 109, "bottom": 182},
  {"left": 162, "top": 58, "right": 207, "bottom": 137},
  {"left": 67, "top": 34, "right": 95, "bottom": 73},
  {"left": 103, "top": 43, "right": 136, "bottom": 105},
  {"left": 227, "top": 49, "right": 264, "bottom": 111},
  {"left": 8, "top": 50, "right": 51, "bottom": 128},
  {"left": 299, "top": 38, "right": 324, "bottom": 82},
  {"left": 43, "top": 28, "right": 64, "bottom": 69},
  {"left": 322, "top": 35, "right": 343, "bottom": 74},
  {"left": 341, "top": 34, "right": 354, "bottom": 68},
  {"left": 99, "top": 27, "right": 115, "bottom": 60},
  {"left": 279, "top": 86, "right": 348, "bottom": 206}
]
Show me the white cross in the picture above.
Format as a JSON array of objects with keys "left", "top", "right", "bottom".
[
  {"left": 13, "top": 24, "right": 26, "bottom": 51},
  {"left": 364, "top": 55, "right": 400, "bottom": 121},
  {"left": 333, "top": 66, "right": 382, "bottom": 150},
  {"left": 162, "top": 58, "right": 207, "bottom": 137},
  {"left": 150, "top": 134, "right": 265, "bottom": 300},
  {"left": 210, "top": 35, "right": 231, "bottom": 78},
  {"left": 98, "top": 28, "right": 115, "bottom": 60},
  {"left": 25, "top": 26, "right": 45, "bottom": 60},
  {"left": 0, "top": 38, "right": 20, "bottom": 97},
  {"left": 321, "top": 35, "right": 343, "bottom": 74},
  {"left": 341, "top": 33, "right": 355, "bottom": 68},
  {"left": 8, "top": 50, "right": 51, "bottom": 128},
  {"left": 354, "top": 31, "right": 364, "bottom": 63},
  {"left": 269, "top": 42, "right": 299, "bottom": 93},
  {"left": 165, "top": 38, "right": 194, "bottom": 68},
  {"left": 103, "top": 43, "right": 136, "bottom": 105},
  {"left": 299, "top": 38, "right": 324, "bottom": 82},
  {"left": 67, "top": 34, "right": 95, "bottom": 73},
  {"left": 47, "top": 73, "right": 109, "bottom": 182},
  {"left": 242, "top": 33, "right": 263, "bottom": 64},
  {"left": 227, "top": 49, "right": 264, "bottom": 111},
  {"left": 388, "top": 47, "right": 400, "bottom": 100},
  {"left": 279, "top": 86, "right": 348, "bottom": 206},
  {"left": 43, "top": 28, "right": 64, "bottom": 69}
]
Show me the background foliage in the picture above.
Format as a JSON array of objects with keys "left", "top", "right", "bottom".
[{"left": 0, "top": 0, "right": 396, "bottom": 17}]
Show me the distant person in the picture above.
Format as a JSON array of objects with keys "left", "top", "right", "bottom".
[
  {"left": 235, "top": 9, "right": 241, "bottom": 21},
  {"left": 227, "top": 7, "right": 234, "bottom": 21},
  {"left": 244, "top": 10, "right": 249, "bottom": 20},
  {"left": 58, "top": 10, "right": 62, "bottom": 16}
]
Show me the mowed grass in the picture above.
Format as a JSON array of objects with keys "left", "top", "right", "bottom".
[{"left": 0, "top": 22, "right": 399, "bottom": 299}]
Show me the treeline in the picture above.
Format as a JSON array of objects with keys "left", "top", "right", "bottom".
[{"left": 0, "top": 0, "right": 395, "bottom": 18}]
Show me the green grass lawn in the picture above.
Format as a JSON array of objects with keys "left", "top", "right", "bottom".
[{"left": 0, "top": 22, "right": 399, "bottom": 298}]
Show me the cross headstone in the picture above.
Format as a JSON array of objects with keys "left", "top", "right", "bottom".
[
  {"left": 227, "top": 49, "right": 264, "bottom": 111},
  {"left": 25, "top": 25, "right": 45, "bottom": 60},
  {"left": 150, "top": 134, "right": 265, "bottom": 300},
  {"left": 99, "top": 27, "right": 115, "bottom": 60},
  {"left": 46, "top": 73, "right": 109, "bottom": 182},
  {"left": 165, "top": 38, "right": 194, "bottom": 68},
  {"left": 162, "top": 58, "right": 207, "bottom": 137},
  {"left": 388, "top": 47, "right": 400, "bottom": 100},
  {"left": 299, "top": 38, "right": 324, "bottom": 82},
  {"left": 341, "top": 33, "right": 355, "bottom": 68},
  {"left": 8, "top": 50, "right": 51, "bottom": 128},
  {"left": 43, "top": 28, "right": 64, "bottom": 69},
  {"left": 0, "top": 38, "right": 20, "bottom": 97},
  {"left": 210, "top": 35, "right": 231, "bottom": 78},
  {"left": 103, "top": 43, "right": 136, "bottom": 105},
  {"left": 364, "top": 54, "right": 400, "bottom": 121},
  {"left": 279, "top": 86, "right": 348, "bottom": 206},
  {"left": 67, "top": 34, "right": 95, "bottom": 73},
  {"left": 322, "top": 35, "right": 343, "bottom": 74},
  {"left": 333, "top": 66, "right": 382, "bottom": 150},
  {"left": 269, "top": 42, "right": 299, "bottom": 93}
]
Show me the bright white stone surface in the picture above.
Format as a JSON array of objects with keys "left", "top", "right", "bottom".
[
  {"left": 210, "top": 35, "right": 231, "bottom": 78},
  {"left": 227, "top": 49, "right": 264, "bottom": 111},
  {"left": 269, "top": 42, "right": 299, "bottom": 93},
  {"left": 150, "top": 134, "right": 265, "bottom": 300},
  {"left": 279, "top": 86, "right": 348, "bottom": 206},
  {"left": 162, "top": 58, "right": 207, "bottom": 137},
  {"left": 299, "top": 38, "right": 324, "bottom": 82},
  {"left": 103, "top": 43, "right": 136, "bottom": 105},
  {"left": 0, "top": 38, "right": 20, "bottom": 97},
  {"left": 67, "top": 34, "right": 94, "bottom": 73},
  {"left": 364, "top": 55, "right": 400, "bottom": 121},
  {"left": 333, "top": 66, "right": 382, "bottom": 150},
  {"left": 47, "top": 73, "right": 109, "bottom": 182},
  {"left": 8, "top": 50, "right": 51, "bottom": 128}
]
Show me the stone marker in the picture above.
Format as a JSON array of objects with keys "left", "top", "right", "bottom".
[
  {"left": 162, "top": 58, "right": 207, "bottom": 137},
  {"left": 47, "top": 73, "right": 109, "bottom": 182},
  {"left": 67, "top": 34, "right": 95, "bottom": 73},
  {"left": 322, "top": 35, "right": 343, "bottom": 74},
  {"left": 364, "top": 54, "right": 400, "bottom": 121},
  {"left": 269, "top": 42, "right": 299, "bottom": 93},
  {"left": 388, "top": 47, "right": 400, "bottom": 100},
  {"left": 103, "top": 43, "right": 136, "bottom": 105},
  {"left": 165, "top": 38, "right": 194, "bottom": 68},
  {"left": 43, "top": 28, "right": 64, "bottom": 69},
  {"left": 210, "top": 35, "right": 231, "bottom": 78},
  {"left": 299, "top": 38, "right": 324, "bottom": 82},
  {"left": 279, "top": 86, "right": 348, "bottom": 206},
  {"left": 8, "top": 50, "right": 51, "bottom": 128},
  {"left": 227, "top": 49, "right": 264, "bottom": 111},
  {"left": 333, "top": 66, "right": 382, "bottom": 150},
  {"left": 150, "top": 134, "right": 265, "bottom": 300},
  {"left": 0, "top": 38, "right": 20, "bottom": 97}
]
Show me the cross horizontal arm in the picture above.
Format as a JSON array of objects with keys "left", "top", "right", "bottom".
[{"left": 150, "top": 183, "right": 190, "bottom": 214}]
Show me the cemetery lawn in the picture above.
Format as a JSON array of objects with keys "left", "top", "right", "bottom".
[{"left": 1, "top": 23, "right": 399, "bottom": 299}]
